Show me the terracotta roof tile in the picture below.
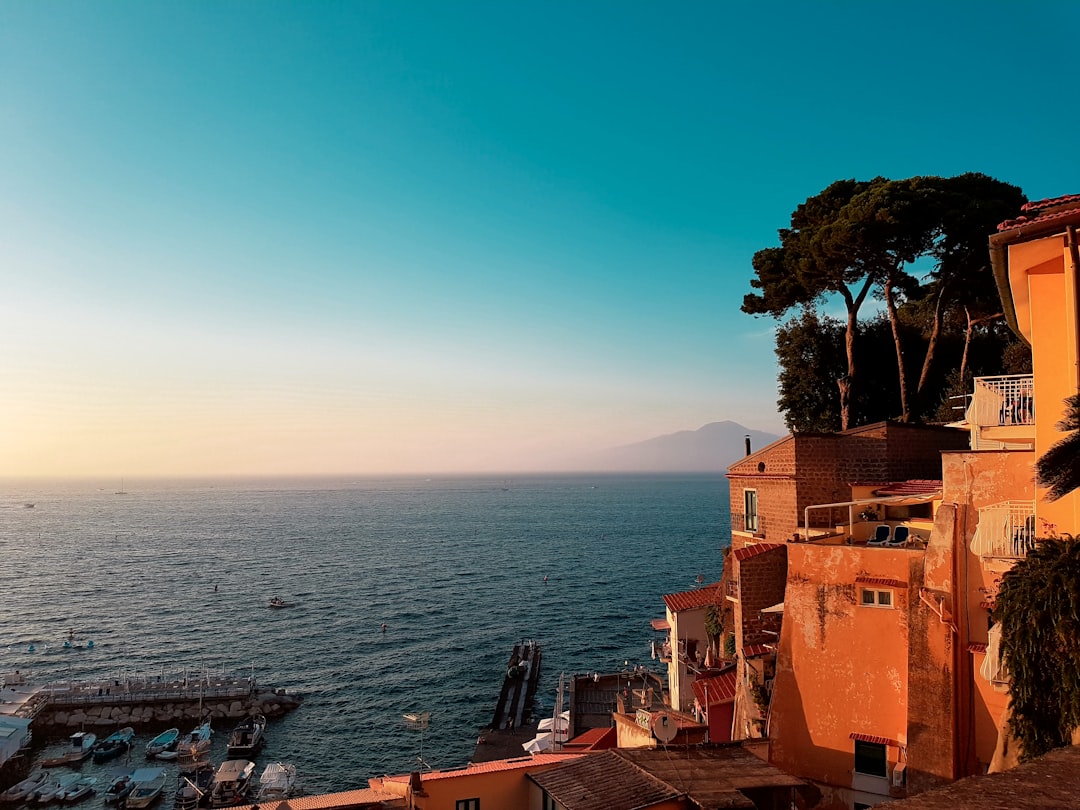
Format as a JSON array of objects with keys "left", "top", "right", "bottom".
[
  {"left": 732, "top": 543, "right": 785, "bottom": 562},
  {"left": 380, "top": 753, "right": 579, "bottom": 782},
  {"left": 692, "top": 670, "right": 738, "bottom": 705},
  {"left": 1000, "top": 194, "right": 1080, "bottom": 231},
  {"left": 855, "top": 576, "right": 908, "bottom": 589},
  {"left": 850, "top": 731, "right": 901, "bottom": 747},
  {"left": 743, "top": 644, "right": 773, "bottom": 658},
  {"left": 662, "top": 582, "right": 722, "bottom": 612},
  {"left": 230, "top": 788, "right": 402, "bottom": 810},
  {"left": 968, "top": 642, "right": 988, "bottom": 654}
]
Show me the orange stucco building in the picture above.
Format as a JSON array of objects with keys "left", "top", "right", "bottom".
[{"left": 721, "top": 194, "right": 1080, "bottom": 810}]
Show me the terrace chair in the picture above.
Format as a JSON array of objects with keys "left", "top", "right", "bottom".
[
  {"left": 868, "top": 524, "right": 890, "bottom": 546},
  {"left": 886, "top": 525, "right": 910, "bottom": 547}
]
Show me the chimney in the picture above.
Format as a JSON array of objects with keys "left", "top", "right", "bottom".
[{"left": 744, "top": 435, "right": 751, "bottom": 456}]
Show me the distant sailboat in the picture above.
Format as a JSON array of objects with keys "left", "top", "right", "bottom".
[{"left": 115, "top": 479, "right": 127, "bottom": 495}]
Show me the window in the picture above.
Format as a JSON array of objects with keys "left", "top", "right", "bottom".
[
  {"left": 744, "top": 489, "right": 759, "bottom": 532},
  {"left": 456, "top": 800, "right": 480, "bottom": 810},
  {"left": 854, "top": 740, "right": 887, "bottom": 777},
  {"left": 542, "top": 795, "right": 558, "bottom": 810},
  {"left": 860, "top": 588, "right": 893, "bottom": 608}
]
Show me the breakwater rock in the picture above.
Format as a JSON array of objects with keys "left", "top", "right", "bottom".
[{"left": 33, "top": 688, "right": 302, "bottom": 734}]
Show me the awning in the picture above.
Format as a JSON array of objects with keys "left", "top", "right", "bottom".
[
  {"left": 761, "top": 602, "right": 784, "bottom": 614},
  {"left": 650, "top": 618, "right": 670, "bottom": 632}
]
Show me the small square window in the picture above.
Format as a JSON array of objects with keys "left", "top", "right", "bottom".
[
  {"left": 860, "top": 588, "right": 894, "bottom": 608},
  {"left": 456, "top": 800, "right": 480, "bottom": 810}
]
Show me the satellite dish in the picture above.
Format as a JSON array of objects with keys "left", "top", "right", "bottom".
[{"left": 650, "top": 712, "right": 678, "bottom": 745}]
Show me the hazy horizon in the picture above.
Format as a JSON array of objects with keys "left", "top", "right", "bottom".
[{"left": 2, "top": 3, "right": 1076, "bottom": 478}]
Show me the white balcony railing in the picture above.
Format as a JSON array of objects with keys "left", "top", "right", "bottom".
[
  {"left": 970, "top": 375, "right": 1035, "bottom": 429},
  {"left": 970, "top": 500, "right": 1036, "bottom": 559}
]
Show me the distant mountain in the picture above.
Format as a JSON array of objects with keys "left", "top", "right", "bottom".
[{"left": 588, "top": 421, "right": 783, "bottom": 472}]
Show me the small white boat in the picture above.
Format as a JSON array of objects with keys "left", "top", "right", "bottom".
[
  {"left": 267, "top": 597, "right": 295, "bottom": 608},
  {"left": 255, "top": 763, "right": 296, "bottom": 803},
  {"left": 102, "top": 773, "right": 135, "bottom": 805},
  {"left": 173, "top": 762, "right": 214, "bottom": 810},
  {"left": 126, "top": 768, "right": 167, "bottom": 809},
  {"left": 57, "top": 776, "right": 97, "bottom": 803},
  {"left": 208, "top": 760, "right": 255, "bottom": 808},
  {"left": 0, "top": 771, "right": 48, "bottom": 802},
  {"left": 34, "top": 773, "right": 80, "bottom": 804},
  {"left": 42, "top": 732, "right": 97, "bottom": 767},
  {"left": 146, "top": 728, "right": 180, "bottom": 758}
]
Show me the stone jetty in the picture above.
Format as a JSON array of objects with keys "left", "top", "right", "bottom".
[{"left": 23, "top": 678, "right": 302, "bottom": 735}]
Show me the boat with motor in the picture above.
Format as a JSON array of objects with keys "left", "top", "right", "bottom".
[
  {"left": 42, "top": 732, "right": 97, "bottom": 766},
  {"left": 255, "top": 763, "right": 296, "bottom": 803},
  {"left": 172, "top": 761, "right": 214, "bottom": 810},
  {"left": 33, "top": 773, "right": 80, "bottom": 804},
  {"left": 0, "top": 771, "right": 48, "bottom": 802},
  {"left": 208, "top": 760, "right": 255, "bottom": 808},
  {"left": 93, "top": 727, "right": 135, "bottom": 762},
  {"left": 126, "top": 768, "right": 168, "bottom": 809},
  {"left": 57, "top": 776, "right": 97, "bottom": 803},
  {"left": 173, "top": 722, "right": 212, "bottom": 766},
  {"left": 102, "top": 773, "right": 135, "bottom": 804},
  {"left": 267, "top": 597, "right": 295, "bottom": 608},
  {"left": 146, "top": 728, "right": 180, "bottom": 758},
  {"left": 225, "top": 714, "right": 266, "bottom": 758}
]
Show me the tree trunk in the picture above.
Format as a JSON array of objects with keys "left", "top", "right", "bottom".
[
  {"left": 917, "top": 286, "right": 947, "bottom": 402},
  {"left": 837, "top": 278, "right": 874, "bottom": 431},
  {"left": 885, "top": 279, "right": 911, "bottom": 422}
]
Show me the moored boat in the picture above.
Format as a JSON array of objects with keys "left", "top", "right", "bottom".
[
  {"left": 57, "top": 775, "right": 97, "bottom": 803},
  {"left": 0, "top": 771, "right": 48, "bottom": 802},
  {"left": 33, "top": 773, "right": 80, "bottom": 804},
  {"left": 174, "top": 722, "right": 213, "bottom": 766},
  {"left": 93, "top": 727, "right": 135, "bottom": 763},
  {"left": 267, "top": 597, "right": 295, "bottom": 608},
  {"left": 225, "top": 714, "right": 266, "bottom": 758},
  {"left": 126, "top": 768, "right": 168, "bottom": 809},
  {"left": 102, "top": 773, "right": 135, "bottom": 805},
  {"left": 172, "top": 761, "right": 214, "bottom": 810},
  {"left": 146, "top": 728, "right": 180, "bottom": 759},
  {"left": 255, "top": 763, "right": 296, "bottom": 803},
  {"left": 42, "top": 732, "right": 97, "bottom": 767},
  {"left": 208, "top": 760, "right": 255, "bottom": 808}
]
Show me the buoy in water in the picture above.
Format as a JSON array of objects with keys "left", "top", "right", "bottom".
[
  {"left": 27, "top": 645, "right": 34, "bottom": 653},
  {"left": 87, "top": 640, "right": 94, "bottom": 649}
]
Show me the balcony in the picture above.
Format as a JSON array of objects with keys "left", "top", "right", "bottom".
[
  {"left": 968, "top": 375, "right": 1035, "bottom": 450},
  {"left": 970, "top": 500, "right": 1036, "bottom": 560}
]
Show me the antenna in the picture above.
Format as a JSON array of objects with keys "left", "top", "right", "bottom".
[{"left": 403, "top": 712, "right": 431, "bottom": 771}]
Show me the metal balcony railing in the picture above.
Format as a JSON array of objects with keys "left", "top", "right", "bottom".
[
  {"left": 970, "top": 375, "right": 1035, "bottom": 428},
  {"left": 731, "top": 513, "right": 765, "bottom": 535},
  {"left": 970, "top": 500, "right": 1036, "bottom": 559}
]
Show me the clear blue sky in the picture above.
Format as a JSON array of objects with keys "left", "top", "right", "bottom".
[{"left": 2, "top": 2, "right": 1078, "bottom": 477}]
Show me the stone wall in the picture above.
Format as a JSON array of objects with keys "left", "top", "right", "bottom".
[{"left": 33, "top": 689, "right": 301, "bottom": 736}]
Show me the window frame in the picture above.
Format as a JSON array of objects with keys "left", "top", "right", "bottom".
[
  {"left": 853, "top": 739, "right": 888, "bottom": 777},
  {"left": 859, "top": 587, "right": 893, "bottom": 608},
  {"left": 744, "top": 488, "right": 759, "bottom": 532},
  {"left": 455, "top": 800, "right": 480, "bottom": 810}
]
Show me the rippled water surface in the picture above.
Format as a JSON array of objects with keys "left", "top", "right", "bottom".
[{"left": 0, "top": 474, "right": 729, "bottom": 793}]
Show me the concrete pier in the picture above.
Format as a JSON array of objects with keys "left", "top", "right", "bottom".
[{"left": 472, "top": 641, "right": 542, "bottom": 763}]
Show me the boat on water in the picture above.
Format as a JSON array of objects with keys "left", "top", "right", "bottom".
[
  {"left": 42, "top": 732, "right": 97, "bottom": 767},
  {"left": 255, "top": 763, "right": 296, "bottom": 803},
  {"left": 172, "top": 761, "right": 214, "bottom": 810},
  {"left": 267, "top": 597, "right": 295, "bottom": 608},
  {"left": 225, "top": 714, "right": 266, "bottom": 758},
  {"left": 169, "top": 723, "right": 212, "bottom": 765},
  {"left": 208, "top": 760, "right": 255, "bottom": 808},
  {"left": 57, "top": 775, "right": 97, "bottom": 803},
  {"left": 102, "top": 773, "right": 135, "bottom": 804},
  {"left": 126, "top": 768, "right": 168, "bottom": 809},
  {"left": 33, "top": 773, "right": 80, "bottom": 804},
  {"left": 145, "top": 728, "right": 180, "bottom": 758},
  {"left": 93, "top": 727, "right": 135, "bottom": 762},
  {"left": 0, "top": 771, "right": 48, "bottom": 802}
]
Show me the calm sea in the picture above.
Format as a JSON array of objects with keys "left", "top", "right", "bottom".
[{"left": 0, "top": 474, "right": 729, "bottom": 794}]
